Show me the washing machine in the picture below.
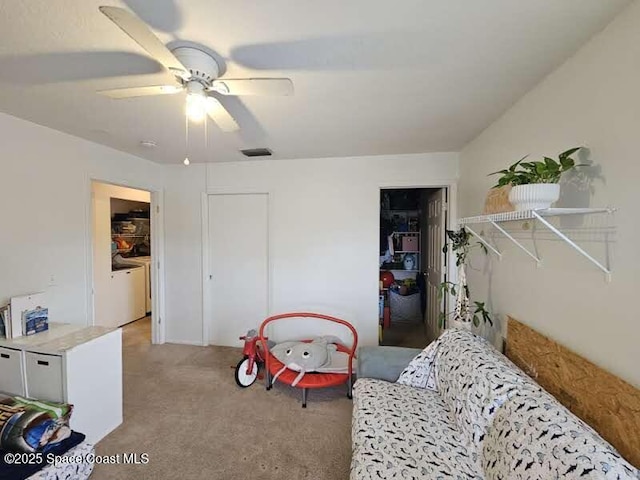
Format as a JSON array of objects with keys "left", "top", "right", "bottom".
[{"left": 126, "top": 256, "right": 151, "bottom": 313}]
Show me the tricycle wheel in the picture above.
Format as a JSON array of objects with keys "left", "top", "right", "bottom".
[{"left": 235, "top": 357, "right": 258, "bottom": 387}]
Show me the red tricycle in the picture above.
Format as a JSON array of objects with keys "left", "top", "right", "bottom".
[{"left": 234, "top": 329, "right": 265, "bottom": 387}]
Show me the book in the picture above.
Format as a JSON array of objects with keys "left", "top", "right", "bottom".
[
  {"left": 0, "top": 305, "right": 7, "bottom": 338},
  {"left": 0, "top": 305, "right": 10, "bottom": 339},
  {"left": 22, "top": 307, "right": 49, "bottom": 336}
]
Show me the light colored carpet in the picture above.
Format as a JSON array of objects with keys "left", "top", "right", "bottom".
[{"left": 92, "top": 319, "right": 353, "bottom": 480}]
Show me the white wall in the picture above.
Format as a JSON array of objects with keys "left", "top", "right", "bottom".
[
  {"left": 0, "top": 113, "right": 162, "bottom": 326},
  {"left": 163, "top": 164, "right": 207, "bottom": 344},
  {"left": 459, "top": 2, "right": 640, "bottom": 387},
  {"left": 0, "top": 112, "right": 456, "bottom": 347},
  {"left": 197, "top": 153, "right": 459, "bottom": 347}
]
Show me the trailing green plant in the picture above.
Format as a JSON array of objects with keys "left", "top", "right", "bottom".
[
  {"left": 489, "top": 147, "right": 584, "bottom": 188},
  {"left": 442, "top": 228, "right": 487, "bottom": 266},
  {"left": 438, "top": 228, "right": 492, "bottom": 328},
  {"left": 437, "top": 282, "right": 492, "bottom": 328}
]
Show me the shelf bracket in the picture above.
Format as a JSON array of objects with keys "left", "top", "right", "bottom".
[
  {"left": 531, "top": 211, "right": 612, "bottom": 279},
  {"left": 463, "top": 226, "right": 502, "bottom": 258},
  {"left": 489, "top": 221, "right": 541, "bottom": 265}
]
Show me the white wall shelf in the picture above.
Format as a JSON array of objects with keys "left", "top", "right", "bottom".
[
  {"left": 458, "top": 208, "right": 613, "bottom": 225},
  {"left": 458, "top": 208, "right": 616, "bottom": 281}
]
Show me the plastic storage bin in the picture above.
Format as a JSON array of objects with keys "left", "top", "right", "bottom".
[{"left": 402, "top": 235, "right": 419, "bottom": 252}]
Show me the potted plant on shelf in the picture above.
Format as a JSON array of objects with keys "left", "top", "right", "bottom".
[{"left": 489, "top": 147, "right": 583, "bottom": 211}]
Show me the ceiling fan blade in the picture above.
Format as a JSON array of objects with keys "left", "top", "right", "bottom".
[
  {"left": 210, "top": 78, "right": 293, "bottom": 96},
  {"left": 206, "top": 97, "right": 239, "bottom": 132},
  {"left": 98, "top": 85, "right": 183, "bottom": 99},
  {"left": 99, "top": 6, "right": 190, "bottom": 80}
]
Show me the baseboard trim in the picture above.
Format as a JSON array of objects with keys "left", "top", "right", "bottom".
[{"left": 164, "top": 339, "right": 207, "bottom": 346}]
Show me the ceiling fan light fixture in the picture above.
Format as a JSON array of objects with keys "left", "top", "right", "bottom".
[
  {"left": 97, "top": 7, "right": 294, "bottom": 134},
  {"left": 185, "top": 81, "right": 208, "bottom": 122},
  {"left": 186, "top": 92, "right": 207, "bottom": 122}
]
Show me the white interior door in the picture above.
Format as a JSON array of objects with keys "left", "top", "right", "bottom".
[
  {"left": 426, "top": 189, "right": 446, "bottom": 341},
  {"left": 207, "top": 194, "right": 269, "bottom": 346}
]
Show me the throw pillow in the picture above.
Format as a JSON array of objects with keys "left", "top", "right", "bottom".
[{"left": 396, "top": 337, "right": 442, "bottom": 390}]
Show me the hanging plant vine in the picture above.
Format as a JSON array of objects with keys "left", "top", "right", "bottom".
[{"left": 438, "top": 228, "right": 493, "bottom": 328}]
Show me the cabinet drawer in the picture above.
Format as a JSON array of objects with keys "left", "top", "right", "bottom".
[
  {"left": 25, "top": 352, "right": 64, "bottom": 403},
  {"left": 0, "top": 346, "right": 25, "bottom": 396}
]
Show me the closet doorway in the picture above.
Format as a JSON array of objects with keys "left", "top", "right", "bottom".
[
  {"left": 379, "top": 187, "right": 448, "bottom": 348},
  {"left": 204, "top": 193, "right": 269, "bottom": 346}
]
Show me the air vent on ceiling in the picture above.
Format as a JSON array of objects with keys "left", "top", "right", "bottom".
[{"left": 241, "top": 148, "right": 272, "bottom": 157}]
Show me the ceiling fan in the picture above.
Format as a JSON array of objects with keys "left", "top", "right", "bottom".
[{"left": 97, "top": 6, "right": 294, "bottom": 132}]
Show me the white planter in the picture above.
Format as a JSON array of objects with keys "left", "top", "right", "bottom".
[{"left": 508, "top": 184, "right": 560, "bottom": 211}]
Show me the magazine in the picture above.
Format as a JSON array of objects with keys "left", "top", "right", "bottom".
[{"left": 22, "top": 307, "right": 49, "bottom": 336}]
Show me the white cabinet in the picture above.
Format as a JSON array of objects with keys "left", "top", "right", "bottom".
[
  {"left": 109, "top": 271, "right": 128, "bottom": 329},
  {"left": 129, "top": 267, "right": 146, "bottom": 321},
  {"left": 0, "top": 324, "right": 123, "bottom": 444},
  {"left": 0, "top": 346, "right": 25, "bottom": 396},
  {"left": 24, "top": 352, "right": 64, "bottom": 402},
  {"left": 110, "top": 267, "right": 146, "bottom": 327}
]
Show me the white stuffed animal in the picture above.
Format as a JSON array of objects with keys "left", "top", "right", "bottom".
[{"left": 270, "top": 337, "right": 350, "bottom": 387}]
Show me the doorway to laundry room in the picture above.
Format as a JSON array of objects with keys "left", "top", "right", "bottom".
[
  {"left": 91, "top": 181, "right": 155, "bottom": 347},
  {"left": 379, "top": 187, "right": 447, "bottom": 348}
]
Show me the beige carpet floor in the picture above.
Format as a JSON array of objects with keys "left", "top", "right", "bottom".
[{"left": 92, "top": 318, "right": 353, "bottom": 480}]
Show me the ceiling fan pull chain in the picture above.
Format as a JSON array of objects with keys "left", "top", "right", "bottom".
[{"left": 183, "top": 113, "right": 190, "bottom": 165}]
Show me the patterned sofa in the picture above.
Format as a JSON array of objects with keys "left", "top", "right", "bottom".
[{"left": 351, "top": 329, "right": 638, "bottom": 479}]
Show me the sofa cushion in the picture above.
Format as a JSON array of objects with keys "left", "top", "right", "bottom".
[
  {"left": 435, "top": 329, "right": 543, "bottom": 448},
  {"left": 483, "top": 391, "right": 638, "bottom": 480},
  {"left": 351, "top": 378, "right": 483, "bottom": 479}
]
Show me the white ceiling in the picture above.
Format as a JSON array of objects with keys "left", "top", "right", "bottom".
[{"left": 0, "top": 1, "right": 631, "bottom": 164}]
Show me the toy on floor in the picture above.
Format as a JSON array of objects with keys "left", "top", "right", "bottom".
[
  {"left": 259, "top": 312, "right": 358, "bottom": 408},
  {"left": 270, "top": 336, "right": 350, "bottom": 387},
  {"left": 234, "top": 329, "right": 266, "bottom": 387}
]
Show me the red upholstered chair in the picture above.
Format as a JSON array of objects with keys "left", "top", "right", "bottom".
[{"left": 259, "top": 312, "right": 358, "bottom": 408}]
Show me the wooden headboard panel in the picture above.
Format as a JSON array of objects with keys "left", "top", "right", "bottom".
[{"left": 505, "top": 317, "right": 640, "bottom": 468}]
